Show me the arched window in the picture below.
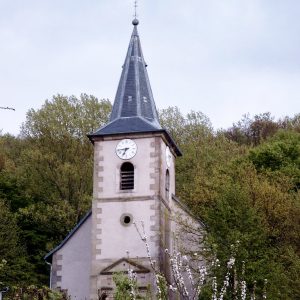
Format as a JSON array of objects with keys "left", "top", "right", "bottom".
[
  {"left": 165, "top": 170, "right": 170, "bottom": 200},
  {"left": 120, "top": 162, "right": 134, "bottom": 190}
]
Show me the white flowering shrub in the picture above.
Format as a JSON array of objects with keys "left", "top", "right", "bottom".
[{"left": 130, "top": 222, "right": 267, "bottom": 300}]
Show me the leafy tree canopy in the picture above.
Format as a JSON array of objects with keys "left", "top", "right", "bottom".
[
  {"left": 0, "top": 96, "right": 299, "bottom": 298},
  {"left": 249, "top": 130, "right": 300, "bottom": 191}
]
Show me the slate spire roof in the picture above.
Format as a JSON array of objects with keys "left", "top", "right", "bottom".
[
  {"left": 88, "top": 19, "right": 181, "bottom": 156},
  {"left": 90, "top": 19, "right": 162, "bottom": 136}
]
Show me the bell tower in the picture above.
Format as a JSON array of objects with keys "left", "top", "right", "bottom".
[{"left": 88, "top": 18, "right": 181, "bottom": 299}]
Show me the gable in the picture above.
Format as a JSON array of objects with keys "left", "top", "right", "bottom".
[{"left": 100, "top": 258, "right": 150, "bottom": 275}]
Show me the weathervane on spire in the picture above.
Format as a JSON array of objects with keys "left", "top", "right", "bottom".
[{"left": 132, "top": 0, "right": 139, "bottom": 26}]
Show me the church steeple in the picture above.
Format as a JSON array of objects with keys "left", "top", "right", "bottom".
[
  {"left": 89, "top": 19, "right": 181, "bottom": 156},
  {"left": 91, "top": 19, "right": 162, "bottom": 136}
]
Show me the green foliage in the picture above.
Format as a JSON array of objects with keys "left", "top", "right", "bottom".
[
  {"left": 155, "top": 274, "right": 168, "bottom": 300},
  {"left": 249, "top": 130, "right": 300, "bottom": 190},
  {"left": 17, "top": 202, "right": 77, "bottom": 284},
  {"left": 160, "top": 107, "right": 213, "bottom": 145},
  {"left": 0, "top": 200, "right": 33, "bottom": 286},
  {"left": 20, "top": 94, "right": 111, "bottom": 219},
  {"left": 21, "top": 94, "right": 111, "bottom": 139},
  {"left": 113, "top": 272, "right": 133, "bottom": 300},
  {"left": 113, "top": 272, "right": 148, "bottom": 299},
  {"left": 160, "top": 106, "right": 245, "bottom": 214},
  {"left": 0, "top": 94, "right": 111, "bottom": 286},
  {"left": 0, "top": 171, "right": 33, "bottom": 212},
  {"left": 280, "top": 113, "right": 300, "bottom": 132},
  {"left": 161, "top": 108, "right": 300, "bottom": 298},
  {"left": 205, "top": 182, "right": 276, "bottom": 297},
  {"left": 6, "top": 285, "right": 69, "bottom": 300},
  {"left": 195, "top": 160, "right": 300, "bottom": 299},
  {"left": 0, "top": 95, "right": 299, "bottom": 298}
]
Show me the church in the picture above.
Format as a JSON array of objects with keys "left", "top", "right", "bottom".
[{"left": 45, "top": 18, "right": 202, "bottom": 300}]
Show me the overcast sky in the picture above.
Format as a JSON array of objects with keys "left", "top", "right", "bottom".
[{"left": 0, "top": 0, "right": 299, "bottom": 135}]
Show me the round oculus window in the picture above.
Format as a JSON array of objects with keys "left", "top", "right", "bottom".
[{"left": 120, "top": 213, "right": 133, "bottom": 226}]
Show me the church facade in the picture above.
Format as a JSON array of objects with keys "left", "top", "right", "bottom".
[{"left": 45, "top": 18, "right": 202, "bottom": 300}]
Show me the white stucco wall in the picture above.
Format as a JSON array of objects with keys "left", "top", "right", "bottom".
[
  {"left": 57, "top": 215, "right": 92, "bottom": 300},
  {"left": 94, "top": 136, "right": 156, "bottom": 199},
  {"left": 99, "top": 200, "right": 156, "bottom": 259},
  {"left": 90, "top": 134, "right": 179, "bottom": 299}
]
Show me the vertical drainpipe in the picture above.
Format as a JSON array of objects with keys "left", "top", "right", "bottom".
[{"left": 45, "top": 261, "right": 52, "bottom": 288}]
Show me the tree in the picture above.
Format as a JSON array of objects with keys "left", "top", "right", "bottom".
[
  {"left": 1, "top": 97, "right": 299, "bottom": 296},
  {"left": 17, "top": 201, "right": 77, "bottom": 284},
  {"left": 159, "top": 106, "right": 188, "bottom": 144},
  {"left": 160, "top": 107, "right": 244, "bottom": 213},
  {"left": 203, "top": 160, "right": 300, "bottom": 299},
  {"left": 160, "top": 107, "right": 300, "bottom": 298},
  {"left": 0, "top": 95, "right": 112, "bottom": 285},
  {"left": 0, "top": 170, "right": 33, "bottom": 212},
  {"left": 249, "top": 130, "right": 300, "bottom": 191},
  {"left": 0, "top": 199, "right": 32, "bottom": 286},
  {"left": 280, "top": 113, "right": 300, "bottom": 132},
  {"left": 224, "top": 113, "right": 280, "bottom": 146},
  {"left": 20, "top": 94, "right": 112, "bottom": 219}
]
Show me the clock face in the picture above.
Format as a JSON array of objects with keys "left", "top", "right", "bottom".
[
  {"left": 166, "top": 146, "right": 172, "bottom": 168},
  {"left": 116, "top": 139, "right": 137, "bottom": 160}
]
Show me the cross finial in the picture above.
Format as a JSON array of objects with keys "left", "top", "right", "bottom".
[
  {"left": 134, "top": 0, "right": 138, "bottom": 19},
  {"left": 132, "top": 0, "right": 139, "bottom": 26}
]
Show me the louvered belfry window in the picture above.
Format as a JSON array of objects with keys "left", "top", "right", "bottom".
[{"left": 120, "top": 162, "right": 134, "bottom": 190}]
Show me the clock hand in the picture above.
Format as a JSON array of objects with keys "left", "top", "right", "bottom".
[{"left": 122, "top": 147, "right": 129, "bottom": 155}]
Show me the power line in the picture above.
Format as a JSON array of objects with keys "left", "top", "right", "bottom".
[{"left": 0, "top": 106, "right": 15, "bottom": 111}]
